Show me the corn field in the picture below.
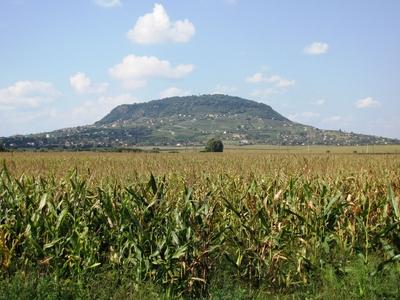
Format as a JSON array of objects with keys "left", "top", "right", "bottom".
[{"left": 0, "top": 152, "right": 399, "bottom": 298}]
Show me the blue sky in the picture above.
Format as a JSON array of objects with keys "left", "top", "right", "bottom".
[{"left": 0, "top": 0, "right": 399, "bottom": 138}]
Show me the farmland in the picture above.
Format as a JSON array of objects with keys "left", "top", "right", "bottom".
[{"left": 1, "top": 148, "right": 400, "bottom": 299}]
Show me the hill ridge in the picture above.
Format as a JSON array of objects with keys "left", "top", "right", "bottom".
[
  {"left": 1, "top": 94, "right": 399, "bottom": 149},
  {"left": 96, "top": 94, "right": 289, "bottom": 125}
]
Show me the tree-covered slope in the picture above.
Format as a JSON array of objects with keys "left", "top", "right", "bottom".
[{"left": 96, "top": 94, "right": 289, "bottom": 125}]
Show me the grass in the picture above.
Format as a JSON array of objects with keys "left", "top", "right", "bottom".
[
  {"left": 0, "top": 149, "right": 399, "bottom": 298},
  {"left": 1, "top": 258, "right": 398, "bottom": 299}
]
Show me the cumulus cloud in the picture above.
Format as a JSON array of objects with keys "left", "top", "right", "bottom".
[
  {"left": 304, "top": 42, "right": 329, "bottom": 55},
  {"left": 70, "top": 72, "right": 108, "bottom": 94},
  {"left": 127, "top": 3, "right": 195, "bottom": 44},
  {"left": 109, "top": 54, "right": 194, "bottom": 89},
  {"left": 246, "top": 72, "right": 295, "bottom": 88},
  {"left": 160, "top": 87, "right": 191, "bottom": 98},
  {"left": 356, "top": 97, "right": 381, "bottom": 108},
  {"left": 94, "top": 0, "right": 121, "bottom": 8},
  {"left": 0, "top": 80, "right": 60, "bottom": 109}
]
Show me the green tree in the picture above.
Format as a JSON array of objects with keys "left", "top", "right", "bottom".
[
  {"left": 205, "top": 138, "right": 224, "bottom": 152},
  {"left": 0, "top": 143, "right": 6, "bottom": 152}
]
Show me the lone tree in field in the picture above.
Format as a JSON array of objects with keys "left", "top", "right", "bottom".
[{"left": 205, "top": 138, "right": 224, "bottom": 152}]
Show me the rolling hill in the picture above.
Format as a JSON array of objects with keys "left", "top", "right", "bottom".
[{"left": 1, "top": 94, "right": 398, "bottom": 149}]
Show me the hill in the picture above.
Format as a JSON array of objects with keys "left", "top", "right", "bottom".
[{"left": 1, "top": 94, "right": 398, "bottom": 149}]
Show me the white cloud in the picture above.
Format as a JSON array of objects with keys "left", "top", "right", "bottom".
[
  {"left": 127, "top": 3, "right": 195, "bottom": 44},
  {"left": 246, "top": 72, "right": 295, "bottom": 88},
  {"left": 304, "top": 42, "right": 329, "bottom": 55},
  {"left": 2, "top": 109, "right": 57, "bottom": 125},
  {"left": 70, "top": 72, "right": 108, "bottom": 94},
  {"left": 109, "top": 54, "right": 194, "bottom": 89},
  {"left": 70, "top": 73, "right": 91, "bottom": 93},
  {"left": 289, "top": 111, "right": 320, "bottom": 122},
  {"left": 71, "top": 94, "right": 140, "bottom": 125},
  {"left": 94, "top": 0, "right": 121, "bottom": 8},
  {"left": 300, "top": 111, "right": 320, "bottom": 118},
  {"left": 323, "top": 115, "right": 343, "bottom": 123},
  {"left": 268, "top": 75, "right": 296, "bottom": 88},
  {"left": 313, "top": 99, "right": 326, "bottom": 106},
  {"left": 356, "top": 97, "right": 381, "bottom": 108},
  {"left": 250, "top": 88, "right": 277, "bottom": 98},
  {"left": 160, "top": 87, "right": 191, "bottom": 98},
  {"left": 0, "top": 94, "right": 139, "bottom": 136},
  {"left": 213, "top": 84, "right": 238, "bottom": 94},
  {"left": 0, "top": 80, "right": 60, "bottom": 109},
  {"left": 246, "top": 72, "right": 264, "bottom": 83},
  {"left": 0, "top": 108, "right": 58, "bottom": 136}
]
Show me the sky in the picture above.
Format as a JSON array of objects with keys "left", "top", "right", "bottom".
[{"left": 0, "top": 0, "right": 399, "bottom": 138}]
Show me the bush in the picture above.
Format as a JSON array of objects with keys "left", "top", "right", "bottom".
[{"left": 205, "top": 138, "right": 224, "bottom": 152}]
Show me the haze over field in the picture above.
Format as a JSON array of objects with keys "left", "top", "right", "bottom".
[{"left": 0, "top": 0, "right": 399, "bottom": 138}]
